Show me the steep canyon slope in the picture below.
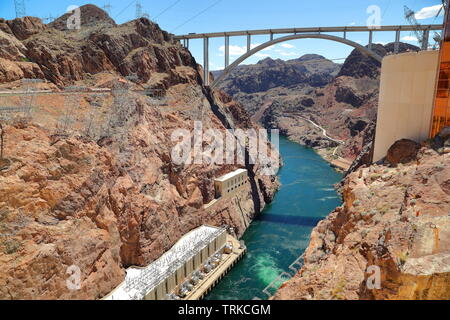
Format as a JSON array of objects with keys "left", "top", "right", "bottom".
[{"left": 0, "top": 5, "right": 279, "bottom": 299}]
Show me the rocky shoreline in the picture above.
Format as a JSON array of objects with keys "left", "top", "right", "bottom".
[{"left": 274, "top": 130, "right": 450, "bottom": 300}]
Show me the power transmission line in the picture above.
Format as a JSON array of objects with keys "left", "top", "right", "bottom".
[
  {"left": 381, "top": 0, "right": 392, "bottom": 19},
  {"left": 14, "top": 0, "right": 26, "bottom": 18},
  {"left": 136, "top": 0, "right": 143, "bottom": 18},
  {"left": 153, "top": 0, "right": 183, "bottom": 21},
  {"left": 114, "top": 0, "right": 137, "bottom": 19},
  {"left": 172, "top": 0, "right": 223, "bottom": 32}
]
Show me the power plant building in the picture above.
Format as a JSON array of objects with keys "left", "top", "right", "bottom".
[
  {"left": 214, "top": 168, "right": 248, "bottom": 198},
  {"left": 105, "top": 225, "right": 228, "bottom": 300}
]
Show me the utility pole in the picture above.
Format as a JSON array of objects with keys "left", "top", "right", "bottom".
[{"left": 14, "top": 0, "right": 26, "bottom": 18}]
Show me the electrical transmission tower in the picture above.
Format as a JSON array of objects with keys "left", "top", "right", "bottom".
[
  {"left": 135, "top": 0, "right": 150, "bottom": 19},
  {"left": 432, "top": 1, "right": 449, "bottom": 48},
  {"left": 14, "top": 0, "right": 26, "bottom": 18},
  {"left": 42, "top": 14, "right": 54, "bottom": 23},
  {"left": 103, "top": 3, "right": 112, "bottom": 15},
  {"left": 405, "top": 2, "right": 448, "bottom": 49},
  {"left": 136, "top": 0, "right": 143, "bottom": 18},
  {"left": 404, "top": 6, "right": 425, "bottom": 46}
]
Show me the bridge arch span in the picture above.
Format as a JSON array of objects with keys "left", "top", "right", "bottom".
[{"left": 211, "top": 33, "right": 383, "bottom": 88}]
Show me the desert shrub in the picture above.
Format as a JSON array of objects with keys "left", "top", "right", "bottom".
[{"left": 3, "top": 239, "right": 21, "bottom": 254}]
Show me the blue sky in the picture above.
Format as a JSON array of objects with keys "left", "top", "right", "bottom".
[{"left": 0, "top": 0, "right": 445, "bottom": 69}]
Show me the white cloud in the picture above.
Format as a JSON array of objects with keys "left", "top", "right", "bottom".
[
  {"left": 415, "top": 4, "right": 444, "bottom": 20},
  {"left": 280, "top": 43, "right": 295, "bottom": 49},
  {"left": 218, "top": 45, "right": 245, "bottom": 56},
  {"left": 263, "top": 45, "right": 275, "bottom": 51},
  {"left": 401, "top": 35, "right": 419, "bottom": 42},
  {"left": 219, "top": 43, "right": 262, "bottom": 56},
  {"left": 349, "top": 22, "right": 356, "bottom": 26},
  {"left": 273, "top": 48, "right": 297, "bottom": 56},
  {"left": 279, "top": 51, "right": 297, "bottom": 57}
]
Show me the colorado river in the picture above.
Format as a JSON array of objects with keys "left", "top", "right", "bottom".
[{"left": 205, "top": 136, "right": 343, "bottom": 300}]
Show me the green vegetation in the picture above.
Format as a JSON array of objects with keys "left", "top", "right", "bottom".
[
  {"left": 0, "top": 208, "right": 8, "bottom": 221},
  {"left": 3, "top": 239, "right": 21, "bottom": 255},
  {"left": 397, "top": 251, "right": 409, "bottom": 266},
  {"left": 331, "top": 277, "right": 347, "bottom": 300},
  {"left": 370, "top": 173, "right": 382, "bottom": 181}
]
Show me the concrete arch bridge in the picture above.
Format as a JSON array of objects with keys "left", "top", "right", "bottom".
[{"left": 175, "top": 24, "right": 442, "bottom": 87}]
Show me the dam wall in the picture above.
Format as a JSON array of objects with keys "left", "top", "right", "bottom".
[{"left": 373, "top": 50, "right": 439, "bottom": 162}]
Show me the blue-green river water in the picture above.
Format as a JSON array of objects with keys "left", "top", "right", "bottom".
[{"left": 205, "top": 136, "right": 343, "bottom": 300}]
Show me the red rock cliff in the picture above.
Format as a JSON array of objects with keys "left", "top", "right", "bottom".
[{"left": 0, "top": 5, "right": 279, "bottom": 300}]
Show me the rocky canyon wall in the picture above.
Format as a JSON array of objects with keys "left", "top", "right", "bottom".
[{"left": 0, "top": 5, "right": 279, "bottom": 300}]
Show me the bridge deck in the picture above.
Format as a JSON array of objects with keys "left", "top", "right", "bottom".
[
  {"left": 175, "top": 24, "right": 443, "bottom": 39},
  {"left": 175, "top": 24, "right": 443, "bottom": 86}
]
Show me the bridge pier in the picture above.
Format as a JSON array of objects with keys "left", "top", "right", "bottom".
[
  {"left": 182, "top": 38, "right": 189, "bottom": 49},
  {"left": 394, "top": 30, "right": 400, "bottom": 53},
  {"left": 368, "top": 30, "right": 373, "bottom": 50},
  {"left": 225, "top": 35, "right": 230, "bottom": 68},
  {"left": 247, "top": 33, "right": 251, "bottom": 52},
  {"left": 422, "top": 28, "right": 430, "bottom": 50},
  {"left": 203, "top": 37, "right": 209, "bottom": 86}
]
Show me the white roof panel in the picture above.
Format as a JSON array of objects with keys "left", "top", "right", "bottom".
[
  {"left": 214, "top": 169, "right": 248, "bottom": 182},
  {"left": 105, "top": 225, "right": 225, "bottom": 300}
]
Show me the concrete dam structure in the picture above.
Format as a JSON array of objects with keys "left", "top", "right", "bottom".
[{"left": 105, "top": 225, "right": 245, "bottom": 300}]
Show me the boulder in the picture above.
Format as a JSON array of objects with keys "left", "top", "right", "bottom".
[
  {"left": 6, "top": 17, "right": 46, "bottom": 40},
  {"left": 438, "top": 126, "right": 450, "bottom": 141},
  {"left": 386, "top": 139, "right": 420, "bottom": 165}
]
